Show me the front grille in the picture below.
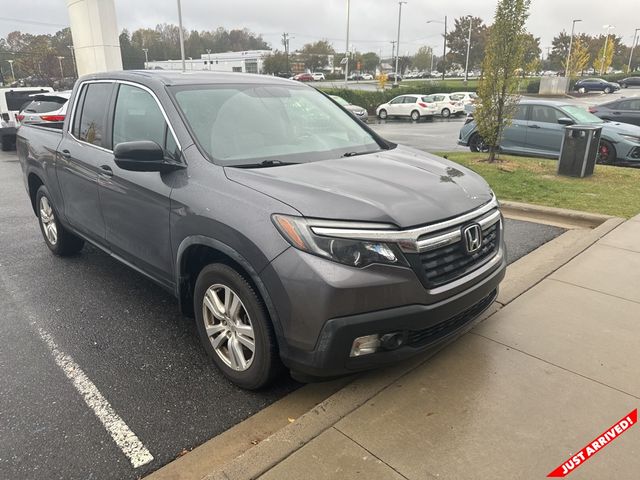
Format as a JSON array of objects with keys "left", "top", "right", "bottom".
[{"left": 407, "top": 290, "right": 496, "bottom": 347}]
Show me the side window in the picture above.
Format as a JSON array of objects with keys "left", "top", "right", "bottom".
[
  {"left": 433, "top": 95, "right": 445, "bottom": 102},
  {"left": 389, "top": 97, "right": 404, "bottom": 104},
  {"left": 403, "top": 96, "right": 417, "bottom": 104},
  {"left": 77, "top": 83, "right": 112, "bottom": 147},
  {"left": 628, "top": 99, "right": 640, "bottom": 110},
  {"left": 113, "top": 84, "right": 167, "bottom": 149},
  {"left": 530, "top": 106, "right": 563, "bottom": 124},
  {"left": 71, "top": 85, "right": 88, "bottom": 138},
  {"left": 513, "top": 105, "right": 528, "bottom": 121}
]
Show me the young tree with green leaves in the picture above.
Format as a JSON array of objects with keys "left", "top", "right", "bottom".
[
  {"left": 475, "top": 0, "right": 531, "bottom": 163},
  {"left": 412, "top": 46, "right": 433, "bottom": 71},
  {"left": 595, "top": 38, "right": 614, "bottom": 74},
  {"left": 564, "top": 37, "right": 590, "bottom": 77}
]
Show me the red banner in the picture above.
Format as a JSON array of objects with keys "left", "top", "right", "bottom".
[{"left": 547, "top": 409, "right": 637, "bottom": 477}]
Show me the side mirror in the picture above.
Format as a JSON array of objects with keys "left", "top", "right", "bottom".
[
  {"left": 557, "top": 117, "right": 575, "bottom": 126},
  {"left": 113, "top": 141, "right": 183, "bottom": 173}
]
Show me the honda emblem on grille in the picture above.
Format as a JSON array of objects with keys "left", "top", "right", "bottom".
[{"left": 462, "top": 224, "right": 483, "bottom": 254}]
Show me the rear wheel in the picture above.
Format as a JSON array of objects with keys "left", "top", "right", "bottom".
[
  {"left": 441, "top": 108, "right": 451, "bottom": 118},
  {"left": 194, "top": 263, "right": 281, "bottom": 389},
  {"left": 410, "top": 110, "right": 420, "bottom": 122},
  {"left": 621, "top": 82, "right": 628, "bottom": 89},
  {"left": 469, "top": 133, "right": 489, "bottom": 153},
  {"left": 578, "top": 87, "right": 586, "bottom": 94},
  {"left": 36, "top": 186, "right": 84, "bottom": 256},
  {"left": 596, "top": 139, "right": 616, "bottom": 164},
  {"left": 604, "top": 86, "right": 612, "bottom": 94},
  {"left": 378, "top": 109, "right": 388, "bottom": 120}
]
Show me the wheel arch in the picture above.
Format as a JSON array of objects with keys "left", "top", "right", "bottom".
[
  {"left": 175, "top": 236, "right": 285, "bottom": 342},
  {"left": 27, "top": 171, "right": 45, "bottom": 215}
]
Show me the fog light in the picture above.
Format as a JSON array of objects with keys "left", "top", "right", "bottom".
[
  {"left": 380, "top": 332, "right": 405, "bottom": 350},
  {"left": 350, "top": 334, "right": 381, "bottom": 357}
]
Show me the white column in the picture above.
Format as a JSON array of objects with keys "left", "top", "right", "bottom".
[{"left": 65, "top": 0, "right": 123, "bottom": 76}]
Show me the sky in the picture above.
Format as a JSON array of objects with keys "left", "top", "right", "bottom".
[{"left": 1, "top": 0, "right": 639, "bottom": 58}]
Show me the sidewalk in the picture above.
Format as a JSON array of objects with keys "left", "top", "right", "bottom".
[{"left": 222, "top": 215, "right": 640, "bottom": 479}]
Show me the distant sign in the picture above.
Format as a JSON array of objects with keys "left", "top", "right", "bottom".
[{"left": 340, "top": 57, "right": 348, "bottom": 65}]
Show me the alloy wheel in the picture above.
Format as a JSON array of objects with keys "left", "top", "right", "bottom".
[
  {"left": 202, "top": 284, "right": 255, "bottom": 371},
  {"left": 39, "top": 196, "right": 58, "bottom": 246}
]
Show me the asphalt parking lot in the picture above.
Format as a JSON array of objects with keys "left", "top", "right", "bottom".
[{"left": 0, "top": 148, "right": 564, "bottom": 479}]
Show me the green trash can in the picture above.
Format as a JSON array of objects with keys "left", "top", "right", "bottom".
[{"left": 557, "top": 125, "right": 602, "bottom": 177}]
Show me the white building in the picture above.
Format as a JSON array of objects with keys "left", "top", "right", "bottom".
[{"left": 145, "top": 50, "right": 270, "bottom": 74}]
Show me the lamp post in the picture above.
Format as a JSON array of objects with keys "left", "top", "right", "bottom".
[
  {"left": 628, "top": 28, "right": 640, "bottom": 73},
  {"left": 565, "top": 19, "right": 582, "bottom": 78},
  {"left": 464, "top": 16, "right": 473, "bottom": 84},
  {"left": 601, "top": 25, "right": 615, "bottom": 75},
  {"left": 142, "top": 48, "right": 149, "bottom": 68},
  {"left": 344, "top": 0, "right": 351, "bottom": 86},
  {"left": 7, "top": 59, "right": 15, "bottom": 81},
  {"left": 57, "top": 56, "right": 65, "bottom": 78},
  {"left": 176, "top": 0, "right": 186, "bottom": 72},
  {"left": 67, "top": 45, "right": 77, "bottom": 77},
  {"left": 206, "top": 49, "right": 212, "bottom": 70},
  {"left": 427, "top": 17, "right": 447, "bottom": 81},
  {"left": 394, "top": 1, "right": 407, "bottom": 86}
]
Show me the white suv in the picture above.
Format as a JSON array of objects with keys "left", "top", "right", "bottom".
[
  {"left": 311, "top": 72, "right": 326, "bottom": 81},
  {"left": 376, "top": 95, "right": 439, "bottom": 121}
]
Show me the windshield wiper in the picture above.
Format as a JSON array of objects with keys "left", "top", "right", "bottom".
[
  {"left": 233, "top": 159, "right": 299, "bottom": 168},
  {"left": 342, "top": 150, "right": 380, "bottom": 157}
]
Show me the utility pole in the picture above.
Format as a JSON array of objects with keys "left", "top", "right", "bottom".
[
  {"left": 177, "top": 0, "right": 186, "bottom": 72},
  {"left": 442, "top": 16, "right": 447, "bottom": 81},
  {"left": 142, "top": 48, "right": 149, "bottom": 68},
  {"left": 565, "top": 19, "right": 582, "bottom": 78},
  {"left": 67, "top": 45, "right": 77, "bottom": 77},
  {"left": 7, "top": 59, "right": 15, "bottom": 81},
  {"left": 601, "top": 25, "right": 615, "bottom": 75},
  {"left": 628, "top": 28, "right": 640, "bottom": 72},
  {"left": 464, "top": 16, "right": 472, "bottom": 84},
  {"left": 344, "top": 0, "right": 351, "bottom": 86},
  {"left": 57, "top": 56, "right": 65, "bottom": 78},
  {"left": 206, "top": 49, "right": 211, "bottom": 70},
  {"left": 282, "top": 33, "right": 290, "bottom": 74},
  {"left": 390, "top": 40, "right": 397, "bottom": 65},
  {"left": 394, "top": 1, "right": 407, "bottom": 86}
]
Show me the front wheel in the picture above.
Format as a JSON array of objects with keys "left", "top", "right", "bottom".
[
  {"left": 378, "top": 109, "right": 388, "bottom": 120},
  {"left": 604, "top": 86, "right": 612, "bottom": 94},
  {"left": 578, "top": 87, "right": 586, "bottom": 94},
  {"left": 441, "top": 108, "right": 451, "bottom": 118},
  {"left": 36, "top": 186, "right": 85, "bottom": 256},
  {"left": 621, "top": 83, "right": 628, "bottom": 89},
  {"left": 194, "top": 264, "right": 282, "bottom": 389},
  {"left": 596, "top": 139, "right": 616, "bottom": 164},
  {"left": 410, "top": 110, "right": 420, "bottom": 122}
]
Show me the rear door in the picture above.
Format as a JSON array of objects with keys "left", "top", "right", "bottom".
[
  {"left": 98, "top": 82, "right": 181, "bottom": 284},
  {"left": 500, "top": 104, "right": 530, "bottom": 152},
  {"left": 56, "top": 81, "right": 114, "bottom": 243},
  {"left": 401, "top": 96, "right": 419, "bottom": 116},
  {"left": 524, "top": 105, "right": 565, "bottom": 156},
  {"left": 608, "top": 99, "right": 640, "bottom": 126}
]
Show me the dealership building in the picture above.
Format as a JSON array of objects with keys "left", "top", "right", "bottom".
[{"left": 144, "top": 50, "right": 270, "bottom": 74}]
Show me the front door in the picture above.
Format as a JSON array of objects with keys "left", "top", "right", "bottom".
[{"left": 98, "top": 83, "right": 180, "bottom": 285}]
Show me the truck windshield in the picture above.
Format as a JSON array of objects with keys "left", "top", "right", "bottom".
[{"left": 170, "top": 84, "right": 381, "bottom": 165}]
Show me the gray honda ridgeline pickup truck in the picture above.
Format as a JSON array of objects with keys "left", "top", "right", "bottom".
[{"left": 17, "top": 71, "right": 506, "bottom": 389}]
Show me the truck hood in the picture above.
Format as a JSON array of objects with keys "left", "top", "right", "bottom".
[{"left": 225, "top": 146, "right": 493, "bottom": 228}]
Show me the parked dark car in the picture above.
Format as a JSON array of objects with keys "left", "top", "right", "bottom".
[
  {"left": 589, "top": 97, "right": 640, "bottom": 126},
  {"left": 386, "top": 73, "right": 403, "bottom": 82},
  {"left": 17, "top": 71, "right": 505, "bottom": 389},
  {"left": 574, "top": 78, "right": 620, "bottom": 94},
  {"left": 293, "top": 72, "right": 314, "bottom": 82},
  {"left": 619, "top": 76, "right": 640, "bottom": 88}
]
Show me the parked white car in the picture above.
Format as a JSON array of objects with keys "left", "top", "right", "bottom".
[
  {"left": 422, "top": 93, "right": 465, "bottom": 118},
  {"left": 17, "top": 91, "right": 71, "bottom": 125},
  {"left": 376, "top": 95, "right": 439, "bottom": 121},
  {"left": 450, "top": 91, "right": 478, "bottom": 106},
  {"left": 311, "top": 72, "right": 326, "bottom": 81},
  {"left": 361, "top": 73, "right": 374, "bottom": 80}
]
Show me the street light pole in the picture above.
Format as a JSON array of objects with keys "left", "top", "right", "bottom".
[
  {"left": 142, "top": 48, "right": 149, "bottom": 68},
  {"left": 628, "top": 28, "right": 640, "bottom": 73},
  {"left": 394, "top": 1, "right": 407, "bottom": 86},
  {"left": 426, "top": 17, "right": 447, "bottom": 81},
  {"left": 177, "top": 0, "right": 186, "bottom": 72},
  {"left": 464, "top": 16, "right": 472, "bottom": 84},
  {"left": 67, "top": 45, "right": 77, "bottom": 77},
  {"left": 7, "top": 59, "right": 15, "bottom": 80},
  {"left": 206, "top": 49, "right": 211, "bottom": 70},
  {"left": 344, "top": 0, "right": 351, "bottom": 86},
  {"left": 57, "top": 56, "right": 64, "bottom": 78},
  {"left": 601, "top": 25, "right": 615, "bottom": 75},
  {"left": 565, "top": 19, "right": 582, "bottom": 78}
]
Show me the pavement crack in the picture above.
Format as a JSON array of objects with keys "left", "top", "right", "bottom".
[{"left": 547, "top": 277, "right": 640, "bottom": 306}]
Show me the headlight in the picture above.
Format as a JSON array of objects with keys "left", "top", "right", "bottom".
[
  {"left": 619, "top": 134, "right": 640, "bottom": 144},
  {"left": 272, "top": 214, "right": 407, "bottom": 267}
]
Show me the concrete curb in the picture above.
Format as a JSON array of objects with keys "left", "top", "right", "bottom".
[
  {"left": 175, "top": 206, "right": 625, "bottom": 480},
  {"left": 500, "top": 200, "right": 614, "bottom": 229}
]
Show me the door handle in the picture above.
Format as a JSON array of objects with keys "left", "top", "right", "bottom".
[
  {"left": 528, "top": 124, "right": 541, "bottom": 129},
  {"left": 60, "top": 149, "right": 72, "bottom": 159},
  {"left": 612, "top": 111, "right": 622, "bottom": 115},
  {"left": 99, "top": 165, "right": 114, "bottom": 177}
]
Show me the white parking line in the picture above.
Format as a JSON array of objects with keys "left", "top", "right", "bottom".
[{"left": 36, "top": 326, "right": 154, "bottom": 469}]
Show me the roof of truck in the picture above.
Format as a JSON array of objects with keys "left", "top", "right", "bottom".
[{"left": 80, "top": 70, "right": 296, "bottom": 87}]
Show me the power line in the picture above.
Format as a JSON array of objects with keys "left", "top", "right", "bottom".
[{"left": 0, "top": 17, "right": 67, "bottom": 28}]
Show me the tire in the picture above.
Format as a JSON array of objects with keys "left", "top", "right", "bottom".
[
  {"left": 604, "top": 86, "right": 612, "bottom": 94},
  {"left": 621, "top": 83, "right": 628, "bottom": 89},
  {"left": 596, "top": 139, "right": 616, "bottom": 164},
  {"left": 441, "top": 108, "right": 451, "bottom": 118},
  {"left": 194, "top": 263, "right": 281, "bottom": 389},
  {"left": 410, "top": 110, "right": 420, "bottom": 122},
  {"left": 36, "top": 186, "right": 85, "bottom": 256},
  {"left": 578, "top": 87, "right": 586, "bottom": 94},
  {"left": 378, "top": 109, "right": 388, "bottom": 120},
  {"left": 469, "top": 133, "right": 489, "bottom": 153}
]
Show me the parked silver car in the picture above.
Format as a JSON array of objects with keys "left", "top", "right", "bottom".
[
  {"left": 329, "top": 95, "right": 368, "bottom": 121},
  {"left": 458, "top": 99, "right": 640, "bottom": 166}
]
